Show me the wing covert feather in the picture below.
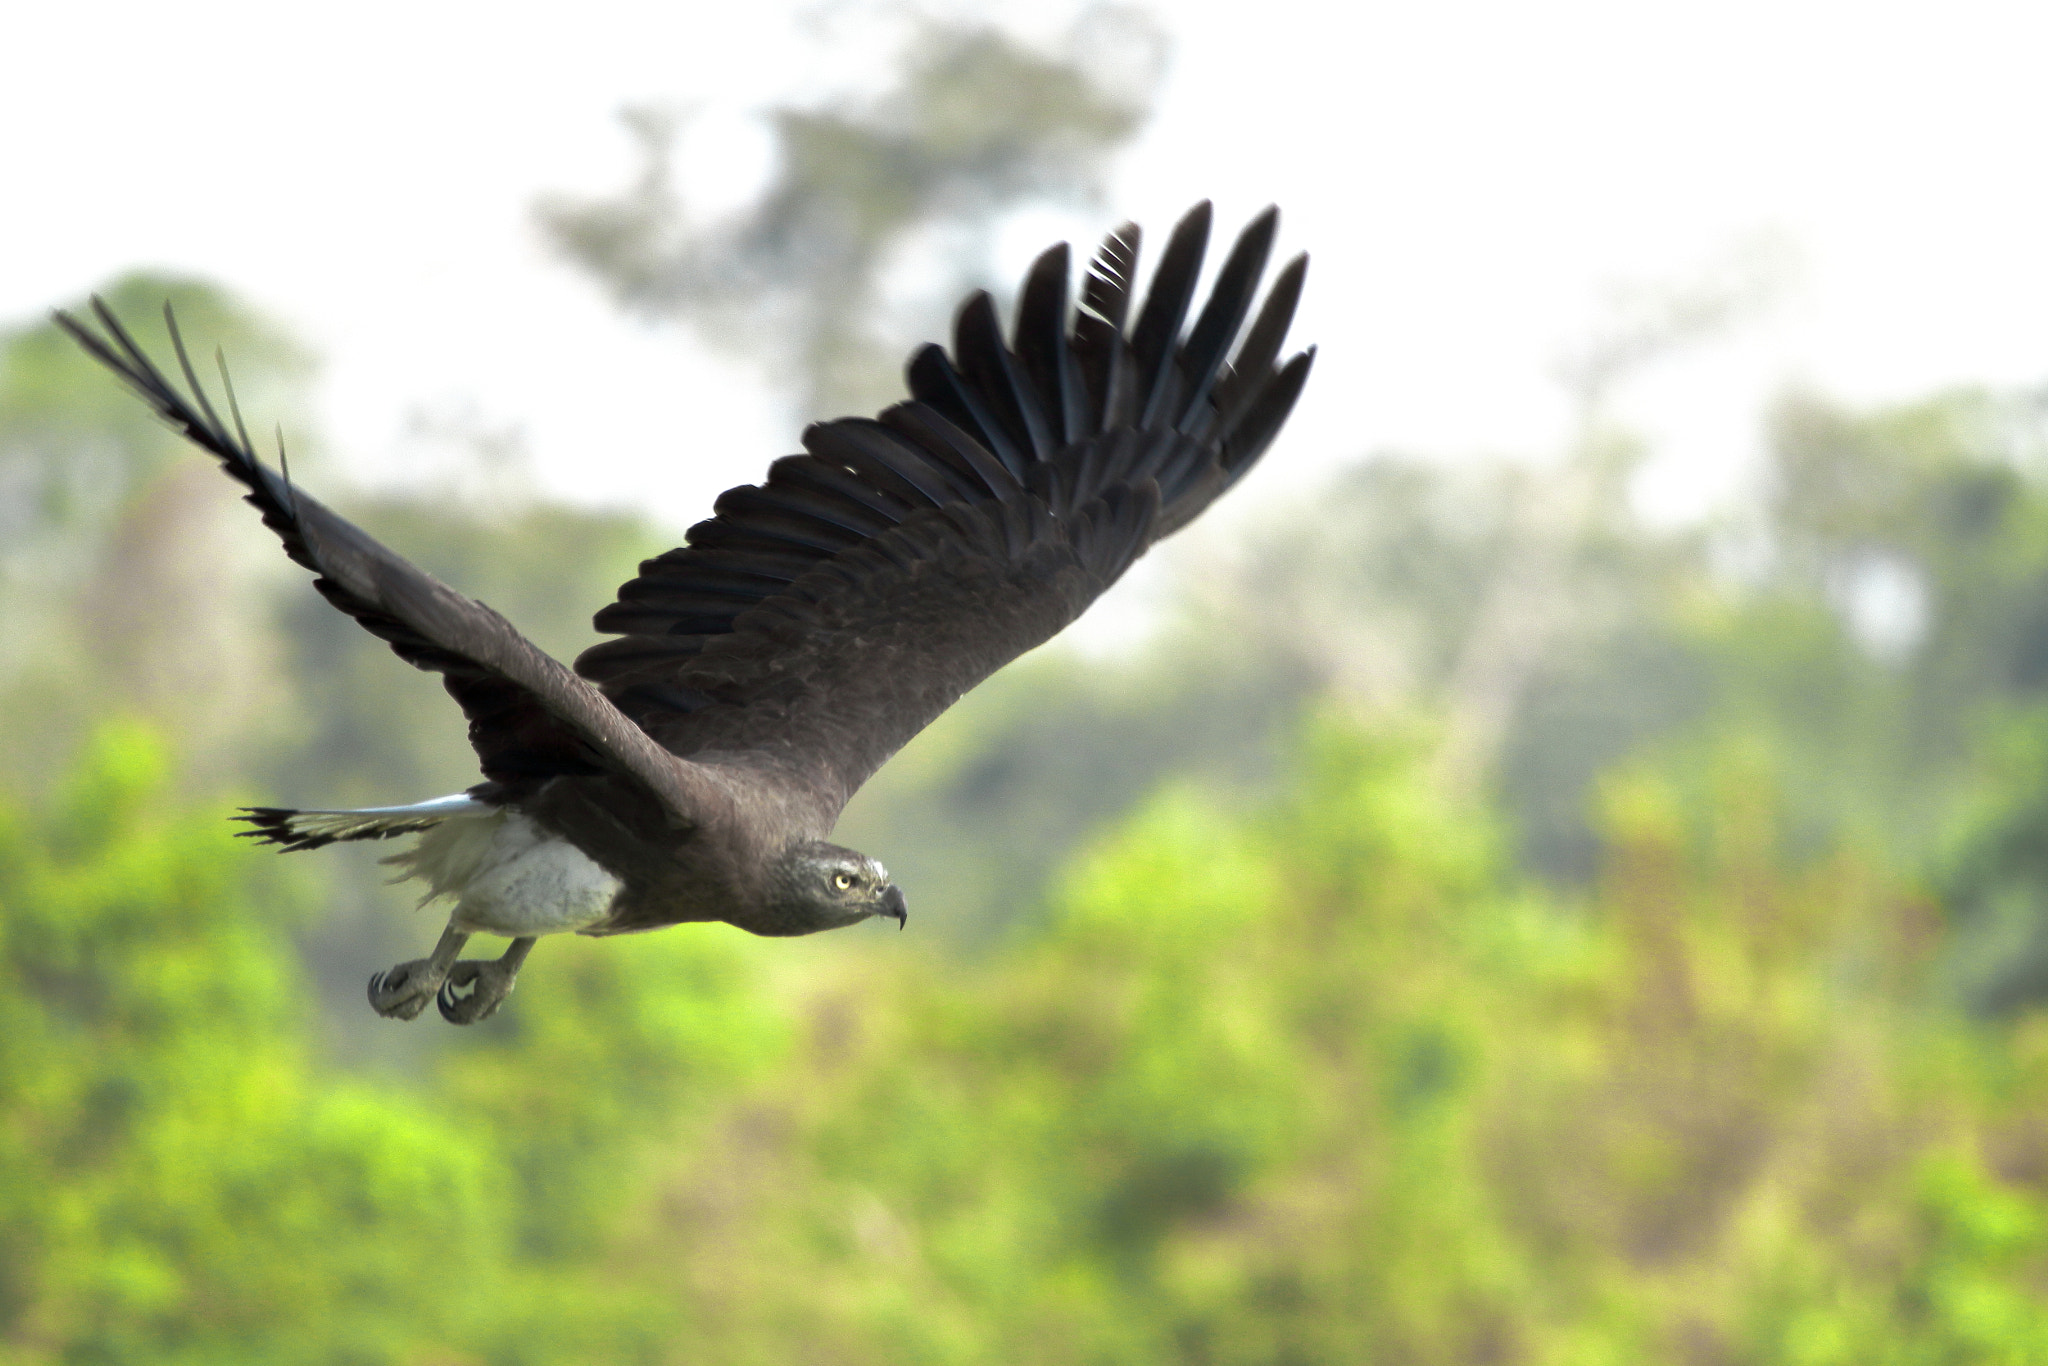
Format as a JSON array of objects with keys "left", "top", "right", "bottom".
[{"left": 639, "top": 488, "right": 1158, "bottom": 815}]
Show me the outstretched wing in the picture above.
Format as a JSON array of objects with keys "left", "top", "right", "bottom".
[
  {"left": 54, "top": 301, "right": 718, "bottom": 822},
  {"left": 576, "top": 202, "right": 1314, "bottom": 817}
]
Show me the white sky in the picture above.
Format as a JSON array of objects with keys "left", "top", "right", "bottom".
[{"left": 8, "top": 0, "right": 2048, "bottom": 535}]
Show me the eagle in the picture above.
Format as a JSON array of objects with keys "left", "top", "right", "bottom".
[{"left": 58, "top": 202, "right": 1312, "bottom": 1025}]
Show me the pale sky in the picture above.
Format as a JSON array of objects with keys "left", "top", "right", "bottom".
[{"left": 8, "top": 0, "right": 2048, "bottom": 534}]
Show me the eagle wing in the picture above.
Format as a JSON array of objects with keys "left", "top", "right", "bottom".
[
  {"left": 54, "top": 301, "right": 724, "bottom": 825},
  {"left": 574, "top": 202, "right": 1313, "bottom": 820}
]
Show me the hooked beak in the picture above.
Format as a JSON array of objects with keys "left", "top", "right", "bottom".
[{"left": 880, "top": 883, "right": 908, "bottom": 930}]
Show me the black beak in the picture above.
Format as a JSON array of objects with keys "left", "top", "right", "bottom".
[{"left": 880, "top": 884, "right": 908, "bottom": 930}]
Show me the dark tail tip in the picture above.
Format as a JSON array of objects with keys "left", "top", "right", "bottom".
[{"left": 233, "top": 806, "right": 329, "bottom": 852}]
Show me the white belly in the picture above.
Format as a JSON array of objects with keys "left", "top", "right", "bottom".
[{"left": 404, "top": 811, "right": 622, "bottom": 937}]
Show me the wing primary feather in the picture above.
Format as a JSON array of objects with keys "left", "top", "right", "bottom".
[
  {"left": 708, "top": 487, "right": 866, "bottom": 551},
  {"left": 958, "top": 292, "right": 1056, "bottom": 464},
  {"left": 1175, "top": 206, "right": 1278, "bottom": 424},
  {"left": 215, "top": 348, "right": 255, "bottom": 461},
  {"left": 82, "top": 298, "right": 168, "bottom": 392},
  {"left": 671, "top": 553, "right": 803, "bottom": 587},
  {"left": 70, "top": 301, "right": 187, "bottom": 429},
  {"left": 628, "top": 547, "right": 802, "bottom": 591},
  {"left": 1104, "top": 336, "right": 1140, "bottom": 430},
  {"left": 1129, "top": 202, "right": 1212, "bottom": 427},
  {"left": 994, "top": 494, "right": 1034, "bottom": 559},
  {"left": 803, "top": 421, "right": 948, "bottom": 509},
  {"left": 1079, "top": 222, "right": 1140, "bottom": 329},
  {"left": 810, "top": 417, "right": 977, "bottom": 505},
  {"left": 1222, "top": 347, "right": 1316, "bottom": 465},
  {"left": 951, "top": 293, "right": 1054, "bottom": 468},
  {"left": 63, "top": 299, "right": 304, "bottom": 551},
  {"left": 592, "top": 605, "right": 737, "bottom": 636},
  {"left": 608, "top": 576, "right": 778, "bottom": 610},
  {"left": 1015, "top": 243, "right": 1086, "bottom": 445},
  {"left": 1214, "top": 252, "right": 1309, "bottom": 427},
  {"left": 1072, "top": 318, "right": 1120, "bottom": 436},
  {"left": 1074, "top": 224, "right": 1140, "bottom": 434},
  {"left": 767, "top": 455, "right": 916, "bottom": 521},
  {"left": 275, "top": 426, "right": 299, "bottom": 517},
  {"left": 681, "top": 519, "right": 842, "bottom": 575},
  {"left": 908, "top": 342, "right": 1029, "bottom": 477},
  {"left": 161, "top": 305, "right": 233, "bottom": 449},
  {"left": 742, "top": 480, "right": 899, "bottom": 538},
  {"left": 879, "top": 402, "right": 1018, "bottom": 499}
]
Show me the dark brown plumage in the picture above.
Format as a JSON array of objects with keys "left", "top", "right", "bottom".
[{"left": 57, "top": 201, "right": 1313, "bottom": 1024}]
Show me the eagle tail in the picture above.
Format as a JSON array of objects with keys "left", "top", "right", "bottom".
[{"left": 236, "top": 793, "right": 493, "bottom": 852}]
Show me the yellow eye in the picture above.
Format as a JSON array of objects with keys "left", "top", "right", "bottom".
[{"left": 834, "top": 872, "right": 854, "bottom": 891}]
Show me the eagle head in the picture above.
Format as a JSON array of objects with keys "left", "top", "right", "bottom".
[{"left": 766, "top": 841, "right": 907, "bottom": 934}]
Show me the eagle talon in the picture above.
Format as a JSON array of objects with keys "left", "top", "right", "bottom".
[
  {"left": 367, "top": 960, "right": 444, "bottom": 1020},
  {"left": 368, "top": 925, "right": 469, "bottom": 1021},
  {"left": 436, "top": 940, "right": 530, "bottom": 1025},
  {"left": 436, "top": 957, "right": 518, "bottom": 1025}
]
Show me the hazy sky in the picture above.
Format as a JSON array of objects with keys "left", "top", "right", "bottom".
[{"left": 9, "top": 0, "right": 2048, "bottom": 531}]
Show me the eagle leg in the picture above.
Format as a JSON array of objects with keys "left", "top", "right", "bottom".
[
  {"left": 436, "top": 937, "right": 536, "bottom": 1026},
  {"left": 367, "top": 924, "right": 470, "bottom": 1020}
]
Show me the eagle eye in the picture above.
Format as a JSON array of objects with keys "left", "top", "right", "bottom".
[{"left": 833, "top": 871, "right": 855, "bottom": 891}]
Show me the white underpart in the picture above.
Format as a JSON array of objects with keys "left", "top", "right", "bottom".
[{"left": 382, "top": 808, "right": 622, "bottom": 938}]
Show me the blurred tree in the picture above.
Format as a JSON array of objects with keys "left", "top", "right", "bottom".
[
  {"left": 1183, "top": 450, "right": 1713, "bottom": 883},
  {"left": 600, "top": 714, "right": 2048, "bottom": 1365},
  {"left": 1753, "top": 385, "right": 2048, "bottom": 815},
  {"left": 1442, "top": 233, "right": 1792, "bottom": 791},
  {"left": 539, "top": 6, "right": 1163, "bottom": 419},
  {"left": 0, "top": 278, "right": 308, "bottom": 796},
  {"left": 0, "top": 722, "right": 786, "bottom": 1364},
  {"left": 0, "top": 723, "right": 503, "bottom": 1362}
]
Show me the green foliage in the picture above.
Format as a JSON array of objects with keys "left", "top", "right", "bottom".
[
  {"left": 586, "top": 717, "right": 2048, "bottom": 1365},
  {"left": 0, "top": 723, "right": 784, "bottom": 1365},
  {"left": 10, "top": 704, "right": 2048, "bottom": 1362},
  {"left": 0, "top": 723, "right": 495, "bottom": 1362}
]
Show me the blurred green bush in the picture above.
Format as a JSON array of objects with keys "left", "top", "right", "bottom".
[
  {"left": 7, "top": 715, "right": 2048, "bottom": 1364},
  {"left": 0, "top": 723, "right": 782, "bottom": 1364}
]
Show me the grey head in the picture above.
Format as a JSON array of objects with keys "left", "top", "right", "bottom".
[{"left": 765, "top": 840, "right": 907, "bottom": 935}]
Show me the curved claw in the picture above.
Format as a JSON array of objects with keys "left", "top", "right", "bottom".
[
  {"left": 437, "top": 957, "right": 518, "bottom": 1025},
  {"left": 368, "top": 959, "right": 445, "bottom": 1020}
]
